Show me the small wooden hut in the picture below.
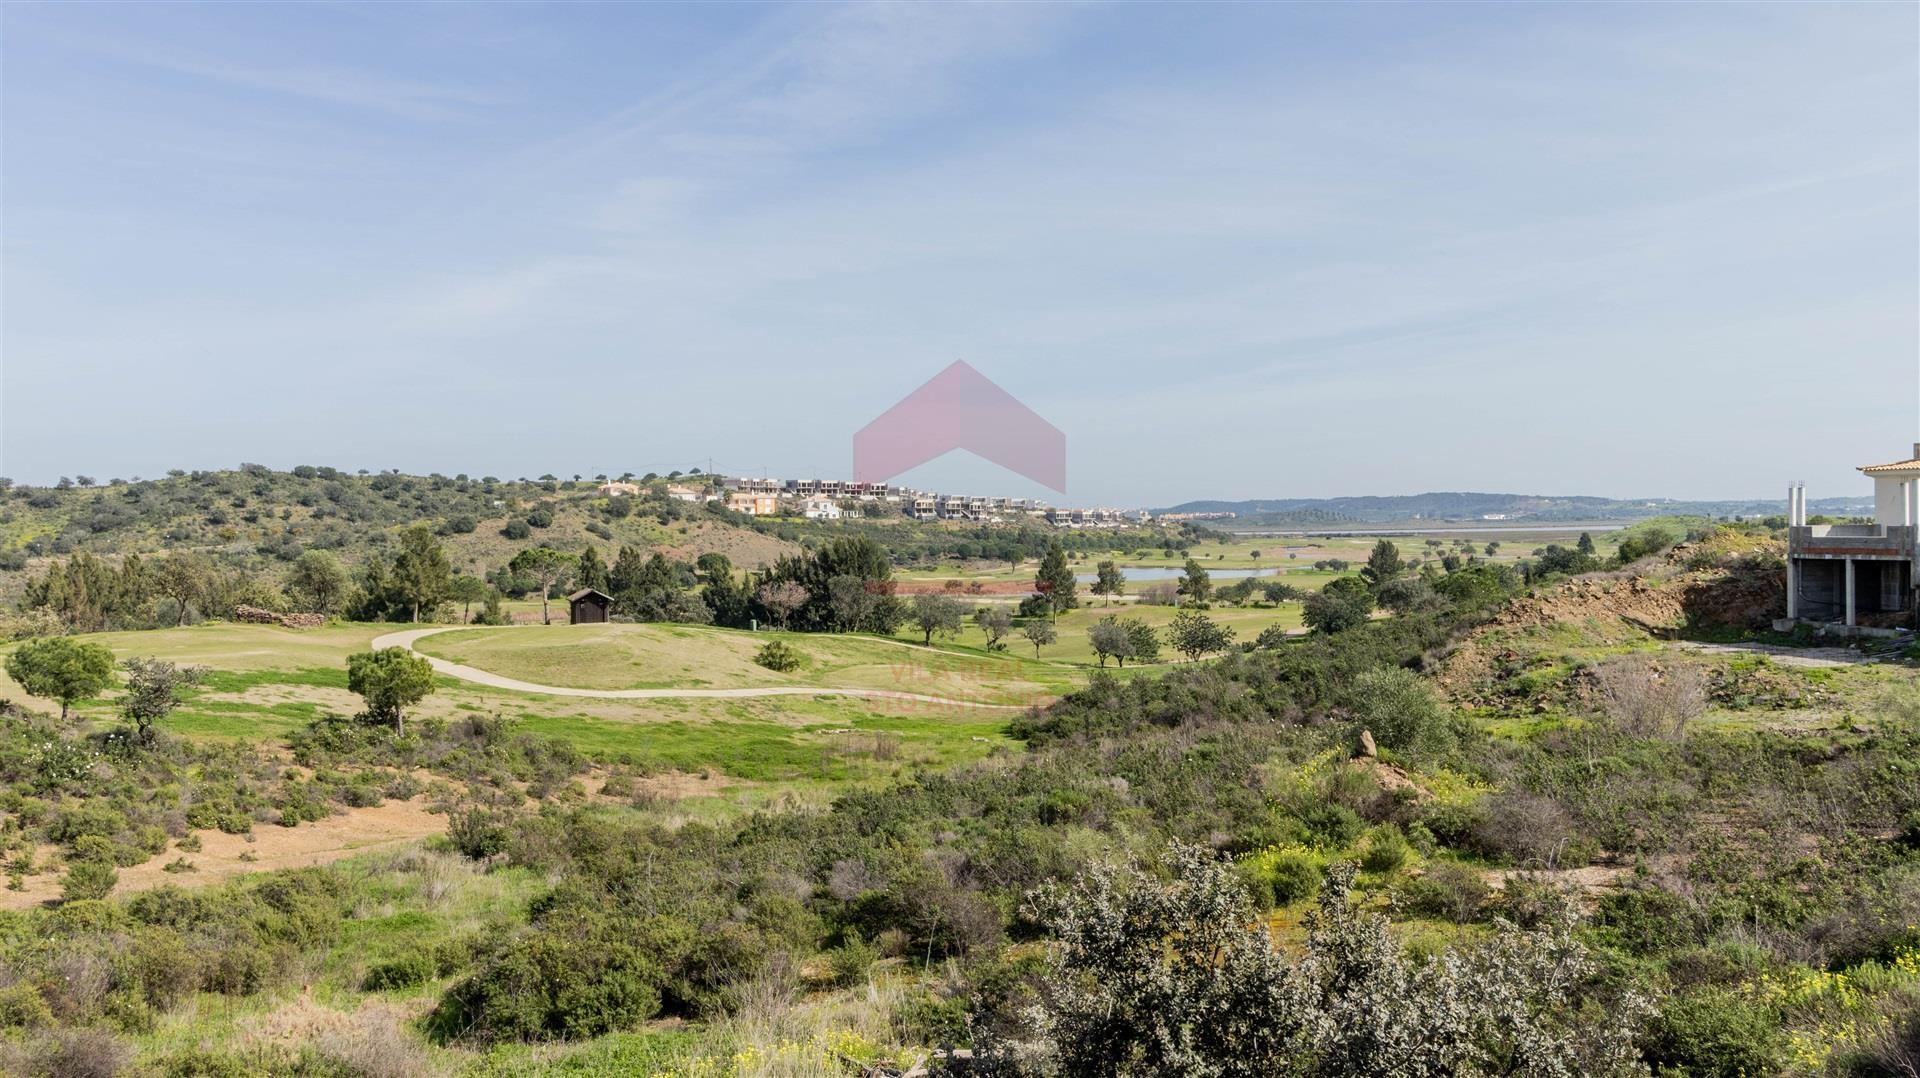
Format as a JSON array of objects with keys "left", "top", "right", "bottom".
[{"left": 567, "top": 588, "right": 612, "bottom": 625}]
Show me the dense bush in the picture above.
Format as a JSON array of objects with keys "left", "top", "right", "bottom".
[
  {"left": 1640, "top": 986, "right": 1778, "bottom": 1077},
  {"left": 754, "top": 639, "right": 803, "bottom": 672},
  {"left": 973, "top": 850, "right": 1647, "bottom": 1076}
]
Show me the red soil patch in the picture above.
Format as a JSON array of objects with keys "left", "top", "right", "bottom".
[{"left": 893, "top": 580, "right": 1035, "bottom": 596}]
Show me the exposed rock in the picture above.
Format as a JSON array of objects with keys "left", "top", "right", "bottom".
[
  {"left": 1357, "top": 729, "right": 1377, "bottom": 758},
  {"left": 232, "top": 605, "right": 326, "bottom": 629}
]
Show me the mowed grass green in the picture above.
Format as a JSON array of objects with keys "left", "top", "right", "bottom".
[
  {"left": 415, "top": 622, "right": 1078, "bottom": 704},
  {"left": 0, "top": 623, "right": 1024, "bottom": 796}
]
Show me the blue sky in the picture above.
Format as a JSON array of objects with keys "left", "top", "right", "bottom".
[{"left": 2, "top": 3, "right": 1915, "bottom": 507}]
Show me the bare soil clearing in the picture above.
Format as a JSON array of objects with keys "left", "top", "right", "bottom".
[{"left": 0, "top": 795, "right": 447, "bottom": 910}]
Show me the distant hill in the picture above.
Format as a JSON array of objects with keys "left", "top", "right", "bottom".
[
  {"left": 1155, "top": 491, "right": 1870, "bottom": 527},
  {"left": 0, "top": 467, "right": 801, "bottom": 605},
  {"left": 0, "top": 467, "right": 1175, "bottom": 608}
]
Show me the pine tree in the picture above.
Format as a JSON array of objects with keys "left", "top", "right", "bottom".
[
  {"left": 1035, "top": 541, "right": 1078, "bottom": 617},
  {"left": 577, "top": 546, "right": 610, "bottom": 592}
]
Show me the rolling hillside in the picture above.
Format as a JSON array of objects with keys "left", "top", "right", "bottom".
[{"left": 0, "top": 467, "right": 798, "bottom": 604}]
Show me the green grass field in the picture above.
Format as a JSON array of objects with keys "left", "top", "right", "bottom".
[
  {"left": 0, "top": 623, "right": 1025, "bottom": 804},
  {"left": 414, "top": 622, "right": 1078, "bottom": 704},
  {"left": 899, "top": 601, "right": 1310, "bottom": 666},
  {"left": 888, "top": 525, "right": 1603, "bottom": 587}
]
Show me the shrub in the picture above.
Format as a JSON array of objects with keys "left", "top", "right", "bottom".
[
  {"left": 1359, "top": 825, "right": 1410, "bottom": 874},
  {"left": 754, "top": 640, "right": 803, "bottom": 673},
  {"left": 432, "top": 907, "right": 670, "bottom": 1043},
  {"left": 0, "top": 1027, "right": 133, "bottom": 1078},
  {"left": 1468, "top": 791, "right": 1576, "bottom": 867},
  {"left": 1398, "top": 861, "right": 1489, "bottom": 923},
  {"left": 984, "top": 847, "right": 1646, "bottom": 1075},
  {"left": 1640, "top": 986, "right": 1778, "bottom": 1077},
  {"left": 1836, "top": 1007, "right": 1920, "bottom": 1077},
  {"left": 184, "top": 800, "right": 252, "bottom": 835},
  {"left": 363, "top": 949, "right": 437, "bottom": 991},
  {"left": 1296, "top": 801, "right": 1366, "bottom": 849},
  {"left": 1244, "top": 846, "right": 1322, "bottom": 907},
  {"left": 0, "top": 982, "right": 52, "bottom": 1028},
  {"left": 828, "top": 930, "right": 879, "bottom": 987},
  {"left": 62, "top": 859, "right": 118, "bottom": 903},
  {"left": 129, "top": 929, "right": 200, "bottom": 1010},
  {"left": 156, "top": 1048, "right": 253, "bottom": 1077},
  {"left": 449, "top": 808, "right": 511, "bottom": 860},
  {"left": 1593, "top": 885, "right": 1699, "bottom": 956},
  {"left": 1347, "top": 667, "right": 1455, "bottom": 755},
  {"left": 1592, "top": 655, "right": 1707, "bottom": 740},
  {"left": 383, "top": 772, "right": 423, "bottom": 800}
]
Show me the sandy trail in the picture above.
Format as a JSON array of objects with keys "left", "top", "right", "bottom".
[{"left": 1670, "top": 640, "right": 1876, "bottom": 669}]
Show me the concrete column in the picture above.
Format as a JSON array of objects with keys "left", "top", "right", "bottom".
[
  {"left": 1845, "top": 558, "right": 1857, "bottom": 626},
  {"left": 1785, "top": 558, "right": 1798, "bottom": 619}
]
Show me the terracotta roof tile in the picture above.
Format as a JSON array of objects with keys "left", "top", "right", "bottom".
[{"left": 1860, "top": 458, "right": 1920, "bottom": 474}]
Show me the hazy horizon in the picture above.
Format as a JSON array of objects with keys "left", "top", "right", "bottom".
[{"left": 3, "top": 4, "right": 1916, "bottom": 505}]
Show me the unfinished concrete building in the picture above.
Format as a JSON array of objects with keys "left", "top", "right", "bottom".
[{"left": 1784, "top": 444, "right": 1920, "bottom": 631}]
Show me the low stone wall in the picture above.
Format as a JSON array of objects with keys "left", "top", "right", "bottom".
[{"left": 232, "top": 605, "right": 327, "bottom": 630}]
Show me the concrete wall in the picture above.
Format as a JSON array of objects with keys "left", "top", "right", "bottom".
[
  {"left": 1880, "top": 562, "right": 1908, "bottom": 612},
  {"left": 1875, "top": 476, "right": 1918, "bottom": 527}
]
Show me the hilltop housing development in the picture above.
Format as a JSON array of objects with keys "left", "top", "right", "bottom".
[{"left": 606, "top": 474, "right": 1149, "bottom": 528}]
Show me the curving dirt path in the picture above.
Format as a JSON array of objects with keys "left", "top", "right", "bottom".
[{"left": 369, "top": 626, "right": 1023, "bottom": 710}]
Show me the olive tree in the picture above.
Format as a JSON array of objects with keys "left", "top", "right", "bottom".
[
  {"left": 1022, "top": 619, "right": 1057, "bottom": 658},
  {"left": 285, "top": 550, "right": 350, "bottom": 614},
  {"left": 121, "top": 656, "right": 209, "bottom": 744},
  {"left": 911, "top": 593, "right": 966, "bottom": 646},
  {"left": 974, "top": 606, "right": 1014, "bottom": 650},
  {"left": 5, "top": 636, "right": 116, "bottom": 720},
  {"left": 346, "top": 647, "right": 435, "bottom": 734},
  {"left": 1303, "top": 576, "right": 1374, "bottom": 634},
  {"left": 1088, "top": 617, "right": 1131, "bottom": 668},
  {"left": 1167, "top": 610, "right": 1235, "bottom": 662}
]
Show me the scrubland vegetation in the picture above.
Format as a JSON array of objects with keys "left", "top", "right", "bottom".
[{"left": 0, "top": 476, "right": 1915, "bottom": 1076}]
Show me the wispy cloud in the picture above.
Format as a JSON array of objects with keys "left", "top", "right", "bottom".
[
  {"left": 2, "top": 4, "right": 1912, "bottom": 502},
  {"left": 512, "top": 3, "right": 1083, "bottom": 184},
  {"left": 78, "top": 39, "right": 501, "bottom": 122}
]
